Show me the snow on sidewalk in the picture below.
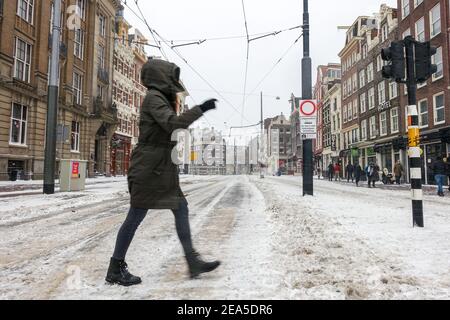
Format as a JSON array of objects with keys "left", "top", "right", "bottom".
[{"left": 252, "top": 176, "right": 450, "bottom": 299}]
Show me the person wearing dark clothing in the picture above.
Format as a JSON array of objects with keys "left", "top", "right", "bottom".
[
  {"left": 328, "top": 163, "right": 334, "bottom": 181},
  {"left": 366, "top": 163, "right": 380, "bottom": 188},
  {"left": 346, "top": 163, "right": 354, "bottom": 183},
  {"left": 354, "top": 163, "right": 363, "bottom": 187},
  {"left": 432, "top": 156, "right": 447, "bottom": 197},
  {"left": 393, "top": 160, "right": 404, "bottom": 185},
  {"left": 106, "top": 59, "right": 220, "bottom": 287}
]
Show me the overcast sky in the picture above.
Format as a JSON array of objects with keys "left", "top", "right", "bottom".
[{"left": 125, "top": 0, "right": 397, "bottom": 135}]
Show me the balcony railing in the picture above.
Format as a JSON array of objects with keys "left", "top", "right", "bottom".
[{"left": 48, "top": 34, "right": 68, "bottom": 58}]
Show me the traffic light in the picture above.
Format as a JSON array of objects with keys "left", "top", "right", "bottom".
[
  {"left": 381, "top": 41, "right": 405, "bottom": 82},
  {"left": 414, "top": 41, "right": 437, "bottom": 83}
]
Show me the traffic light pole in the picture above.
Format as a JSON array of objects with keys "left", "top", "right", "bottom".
[
  {"left": 44, "top": 0, "right": 61, "bottom": 195},
  {"left": 404, "top": 36, "right": 424, "bottom": 228},
  {"left": 302, "top": 0, "right": 313, "bottom": 196}
]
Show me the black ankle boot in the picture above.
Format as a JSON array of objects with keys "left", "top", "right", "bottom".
[
  {"left": 106, "top": 258, "right": 142, "bottom": 286},
  {"left": 186, "top": 251, "right": 221, "bottom": 279}
]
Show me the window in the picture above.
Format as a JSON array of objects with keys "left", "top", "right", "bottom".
[
  {"left": 360, "top": 93, "right": 367, "bottom": 114},
  {"left": 430, "top": 4, "right": 441, "bottom": 38},
  {"left": 378, "top": 81, "right": 386, "bottom": 104},
  {"left": 71, "top": 121, "right": 81, "bottom": 152},
  {"left": 352, "top": 74, "right": 358, "bottom": 92},
  {"left": 432, "top": 47, "right": 443, "bottom": 80},
  {"left": 76, "top": 0, "right": 86, "bottom": 20},
  {"left": 10, "top": 103, "right": 28, "bottom": 145},
  {"left": 367, "top": 63, "right": 374, "bottom": 82},
  {"left": 343, "top": 82, "right": 347, "bottom": 97},
  {"left": 353, "top": 99, "right": 358, "bottom": 120},
  {"left": 98, "top": 45, "right": 105, "bottom": 69},
  {"left": 414, "top": 0, "right": 423, "bottom": 8},
  {"left": 433, "top": 93, "right": 445, "bottom": 124},
  {"left": 359, "top": 70, "right": 366, "bottom": 88},
  {"left": 99, "top": 14, "right": 106, "bottom": 37},
  {"left": 361, "top": 120, "right": 367, "bottom": 141},
  {"left": 348, "top": 102, "right": 352, "bottom": 120},
  {"left": 380, "top": 112, "right": 387, "bottom": 136},
  {"left": 74, "top": 28, "right": 85, "bottom": 60},
  {"left": 73, "top": 72, "right": 83, "bottom": 105},
  {"left": 368, "top": 87, "right": 375, "bottom": 109},
  {"left": 418, "top": 99, "right": 428, "bottom": 128},
  {"left": 13, "top": 38, "right": 32, "bottom": 83},
  {"left": 381, "top": 24, "right": 389, "bottom": 42},
  {"left": 343, "top": 105, "right": 347, "bottom": 123},
  {"left": 391, "top": 107, "right": 399, "bottom": 133},
  {"left": 17, "top": 0, "right": 34, "bottom": 24},
  {"left": 402, "top": 28, "right": 411, "bottom": 40},
  {"left": 402, "top": 0, "right": 410, "bottom": 18},
  {"left": 415, "top": 17, "right": 425, "bottom": 42},
  {"left": 377, "top": 55, "right": 383, "bottom": 72},
  {"left": 369, "top": 116, "right": 377, "bottom": 138},
  {"left": 389, "top": 81, "right": 398, "bottom": 100}
]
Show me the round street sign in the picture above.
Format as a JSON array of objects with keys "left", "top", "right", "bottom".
[{"left": 299, "top": 100, "right": 317, "bottom": 117}]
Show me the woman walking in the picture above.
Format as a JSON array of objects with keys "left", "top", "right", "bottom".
[{"left": 106, "top": 59, "right": 220, "bottom": 286}]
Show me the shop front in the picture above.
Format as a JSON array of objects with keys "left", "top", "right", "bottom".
[{"left": 110, "top": 134, "right": 132, "bottom": 177}]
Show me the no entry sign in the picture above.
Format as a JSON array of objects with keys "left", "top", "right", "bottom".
[
  {"left": 299, "top": 100, "right": 317, "bottom": 140},
  {"left": 299, "top": 100, "right": 317, "bottom": 118}
]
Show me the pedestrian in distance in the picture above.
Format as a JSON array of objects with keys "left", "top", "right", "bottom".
[
  {"left": 317, "top": 167, "right": 321, "bottom": 180},
  {"left": 334, "top": 163, "right": 341, "bottom": 182},
  {"left": 105, "top": 59, "right": 221, "bottom": 287},
  {"left": 445, "top": 155, "right": 450, "bottom": 192},
  {"left": 328, "top": 163, "right": 334, "bottom": 182},
  {"left": 366, "top": 162, "right": 380, "bottom": 188},
  {"left": 346, "top": 163, "right": 354, "bottom": 183},
  {"left": 354, "top": 162, "right": 363, "bottom": 187},
  {"left": 432, "top": 156, "right": 447, "bottom": 197},
  {"left": 394, "top": 160, "right": 404, "bottom": 185}
]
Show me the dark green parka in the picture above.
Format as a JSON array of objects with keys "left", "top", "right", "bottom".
[{"left": 128, "top": 59, "right": 204, "bottom": 210}]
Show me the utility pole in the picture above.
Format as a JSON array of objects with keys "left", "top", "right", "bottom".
[
  {"left": 44, "top": 0, "right": 62, "bottom": 195},
  {"left": 302, "top": 0, "right": 313, "bottom": 196},
  {"left": 260, "top": 91, "right": 265, "bottom": 178}
]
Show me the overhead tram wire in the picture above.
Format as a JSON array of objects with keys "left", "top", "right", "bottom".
[
  {"left": 240, "top": 0, "right": 250, "bottom": 126},
  {"left": 131, "top": 0, "right": 252, "bottom": 125},
  {"left": 224, "top": 32, "right": 304, "bottom": 124}
]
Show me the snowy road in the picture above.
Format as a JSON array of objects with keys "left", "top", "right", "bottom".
[{"left": 0, "top": 175, "right": 449, "bottom": 300}]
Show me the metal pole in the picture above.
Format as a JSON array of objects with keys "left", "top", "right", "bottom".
[
  {"left": 405, "top": 36, "right": 424, "bottom": 228},
  {"left": 302, "top": 0, "right": 313, "bottom": 196},
  {"left": 260, "top": 91, "right": 265, "bottom": 178},
  {"left": 44, "top": 0, "right": 62, "bottom": 194}
]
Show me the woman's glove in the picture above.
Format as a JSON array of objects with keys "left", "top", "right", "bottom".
[{"left": 199, "top": 99, "right": 218, "bottom": 113}]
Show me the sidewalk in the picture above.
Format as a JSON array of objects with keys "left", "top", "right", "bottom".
[
  {"left": 315, "top": 176, "right": 450, "bottom": 195},
  {"left": 0, "top": 176, "right": 128, "bottom": 195}
]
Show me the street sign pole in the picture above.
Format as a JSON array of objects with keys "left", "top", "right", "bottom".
[{"left": 302, "top": 0, "right": 313, "bottom": 196}]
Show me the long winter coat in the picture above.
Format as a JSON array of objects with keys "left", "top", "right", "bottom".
[
  {"left": 394, "top": 163, "right": 404, "bottom": 177},
  {"left": 354, "top": 165, "right": 363, "bottom": 180},
  {"left": 128, "top": 59, "right": 204, "bottom": 210}
]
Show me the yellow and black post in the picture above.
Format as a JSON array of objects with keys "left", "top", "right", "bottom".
[{"left": 404, "top": 36, "right": 424, "bottom": 227}]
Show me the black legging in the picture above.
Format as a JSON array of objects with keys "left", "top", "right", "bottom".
[{"left": 112, "top": 199, "right": 193, "bottom": 260}]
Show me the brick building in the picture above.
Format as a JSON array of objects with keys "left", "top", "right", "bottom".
[
  {"left": 398, "top": 0, "right": 450, "bottom": 185},
  {"left": 350, "top": 5, "right": 403, "bottom": 175},
  {"left": 0, "top": 0, "right": 120, "bottom": 181},
  {"left": 313, "top": 63, "right": 341, "bottom": 172}
]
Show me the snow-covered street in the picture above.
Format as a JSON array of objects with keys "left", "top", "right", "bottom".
[{"left": 1, "top": 175, "right": 450, "bottom": 300}]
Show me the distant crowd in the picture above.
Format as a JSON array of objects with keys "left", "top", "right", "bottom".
[{"left": 317, "top": 156, "right": 450, "bottom": 197}]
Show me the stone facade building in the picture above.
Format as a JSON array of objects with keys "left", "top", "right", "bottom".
[{"left": 0, "top": 0, "right": 120, "bottom": 181}]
